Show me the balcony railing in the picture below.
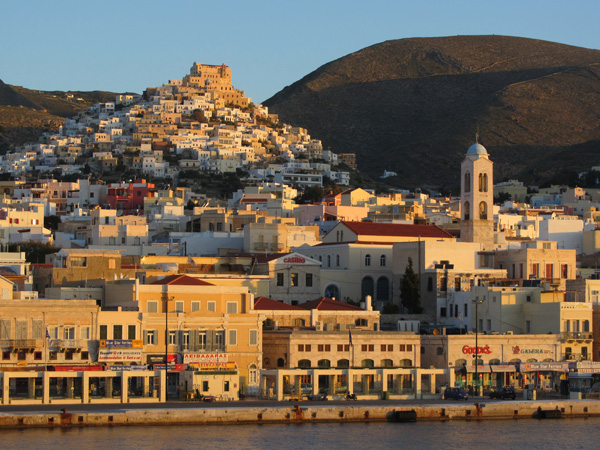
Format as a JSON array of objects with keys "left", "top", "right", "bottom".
[
  {"left": 48, "top": 339, "right": 89, "bottom": 350},
  {"left": 560, "top": 332, "right": 593, "bottom": 341},
  {"left": 563, "top": 353, "right": 591, "bottom": 361},
  {"left": 0, "top": 339, "right": 41, "bottom": 349}
]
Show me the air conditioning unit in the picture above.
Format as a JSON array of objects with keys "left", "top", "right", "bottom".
[{"left": 315, "top": 321, "right": 323, "bottom": 331}]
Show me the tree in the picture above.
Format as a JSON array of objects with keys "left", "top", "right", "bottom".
[{"left": 400, "top": 257, "right": 423, "bottom": 314}]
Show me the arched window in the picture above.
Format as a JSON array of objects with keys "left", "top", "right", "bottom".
[
  {"left": 264, "top": 318, "right": 274, "bottom": 330},
  {"left": 379, "top": 255, "right": 386, "bottom": 267},
  {"left": 464, "top": 201, "right": 470, "bottom": 220},
  {"left": 365, "top": 254, "right": 371, "bottom": 266},
  {"left": 298, "top": 359, "right": 311, "bottom": 368},
  {"left": 361, "top": 359, "right": 374, "bottom": 368},
  {"left": 399, "top": 359, "right": 412, "bottom": 368},
  {"left": 337, "top": 359, "right": 349, "bottom": 368},
  {"left": 292, "top": 318, "right": 305, "bottom": 327},
  {"left": 376, "top": 276, "right": 390, "bottom": 301},
  {"left": 249, "top": 364, "right": 257, "bottom": 384},
  {"left": 277, "top": 358, "right": 285, "bottom": 367},
  {"left": 479, "top": 201, "right": 487, "bottom": 220},
  {"left": 455, "top": 359, "right": 467, "bottom": 367},
  {"left": 478, "top": 173, "right": 484, "bottom": 192},
  {"left": 464, "top": 171, "right": 471, "bottom": 193},
  {"left": 325, "top": 284, "right": 340, "bottom": 299},
  {"left": 381, "top": 359, "right": 394, "bottom": 368},
  {"left": 483, "top": 173, "right": 488, "bottom": 192},
  {"left": 361, "top": 277, "right": 374, "bottom": 300},
  {"left": 317, "top": 359, "right": 331, "bottom": 368}
]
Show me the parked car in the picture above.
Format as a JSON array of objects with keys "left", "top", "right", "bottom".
[
  {"left": 443, "top": 387, "right": 469, "bottom": 400},
  {"left": 489, "top": 386, "right": 516, "bottom": 400}
]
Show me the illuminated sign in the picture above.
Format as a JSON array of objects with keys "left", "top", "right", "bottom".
[
  {"left": 283, "top": 256, "right": 306, "bottom": 264},
  {"left": 462, "top": 345, "right": 492, "bottom": 355}
]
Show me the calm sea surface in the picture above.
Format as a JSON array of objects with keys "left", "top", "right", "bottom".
[{"left": 4, "top": 419, "right": 600, "bottom": 450}]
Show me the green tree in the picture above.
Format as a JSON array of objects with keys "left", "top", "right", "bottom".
[
  {"left": 8, "top": 242, "right": 59, "bottom": 264},
  {"left": 400, "top": 257, "right": 423, "bottom": 313}
]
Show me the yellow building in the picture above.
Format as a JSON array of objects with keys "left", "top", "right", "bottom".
[{"left": 137, "top": 274, "right": 262, "bottom": 394}]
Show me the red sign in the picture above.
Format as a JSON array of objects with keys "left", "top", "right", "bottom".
[
  {"left": 462, "top": 345, "right": 492, "bottom": 355},
  {"left": 283, "top": 256, "right": 306, "bottom": 264}
]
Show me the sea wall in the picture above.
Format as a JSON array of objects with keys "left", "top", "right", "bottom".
[{"left": 1, "top": 400, "right": 599, "bottom": 428}]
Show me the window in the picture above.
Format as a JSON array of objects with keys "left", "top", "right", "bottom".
[
  {"left": 226, "top": 302, "right": 238, "bottom": 314},
  {"left": 464, "top": 303, "right": 468, "bottom": 317},
  {"left": 34, "top": 351, "right": 42, "bottom": 361},
  {"left": 63, "top": 327, "right": 75, "bottom": 340},
  {"left": 249, "top": 364, "right": 258, "bottom": 384},
  {"left": 437, "top": 347, "right": 444, "bottom": 356},
  {"left": 81, "top": 351, "right": 89, "bottom": 360},
  {"left": 532, "top": 263, "right": 539, "bottom": 278},
  {"left": 65, "top": 351, "right": 74, "bottom": 361},
  {"left": 487, "top": 319, "right": 491, "bottom": 331},
  {"left": 406, "top": 344, "right": 412, "bottom": 351},
  {"left": 49, "top": 352, "right": 57, "bottom": 361},
  {"left": 147, "top": 301, "right": 158, "bottom": 313},
  {"left": 249, "top": 329, "right": 258, "bottom": 346},
  {"left": 202, "top": 381, "right": 209, "bottom": 392},
  {"left": 99, "top": 325, "right": 107, "bottom": 340},
  {"left": 306, "top": 273, "right": 313, "bottom": 287},
  {"left": 169, "top": 330, "right": 177, "bottom": 345},
  {"left": 336, "top": 255, "right": 340, "bottom": 266},
  {"left": 526, "top": 321, "right": 531, "bottom": 333},
  {"left": 2, "top": 351, "right": 10, "bottom": 360},
  {"left": 175, "top": 301, "right": 184, "bottom": 313},
  {"left": 298, "top": 344, "right": 304, "bottom": 352},
  {"left": 291, "top": 273, "right": 298, "bottom": 287},
  {"left": 327, "top": 255, "right": 331, "bottom": 267},
  {"left": 228, "top": 329, "right": 237, "bottom": 346},
  {"left": 380, "top": 255, "right": 386, "bottom": 267},
  {"left": 128, "top": 325, "right": 136, "bottom": 340},
  {"left": 464, "top": 171, "right": 471, "bottom": 193},
  {"left": 561, "top": 264, "right": 568, "bottom": 278},
  {"left": 224, "top": 381, "right": 230, "bottom": 392},
  {"left": 113, "top": 325, "right": 123, "bottom": 340},
  {"left": 145, "top": 330, "right": 156, "bottom": 345},
  {"left": 276, "top": 273, "right": 284, "bottom": 286},
  {"left": 207, "top": 302, "right": 216, "bottom": 312},
  {"left": 191, "top": 301, "right": 200, "bottom": 312},
  {"left": 197, "top": 331, "right": 206, "bottom": 350},
  {"left": 428, "top": 277, "right": 433, "bottom": 291},
  {"left": 70, "top": 257, "right": 87, "bottom": 267},
  {"left": 365, "top": 254, "right": 371, "bottom": 266}
]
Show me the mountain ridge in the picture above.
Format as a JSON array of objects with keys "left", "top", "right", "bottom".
[{"left": 265, "top": 35, "right": 600, "bottom": 189}]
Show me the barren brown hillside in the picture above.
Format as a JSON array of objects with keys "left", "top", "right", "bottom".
[{"left": 264, "top": 35, "right": 600, "bottom": 190}]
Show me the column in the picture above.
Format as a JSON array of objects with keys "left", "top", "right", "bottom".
[
  {"left": 82, "top": 372, "right": 90, "bottom": 404},
  {"left": 43, "top": 372, "right": 50, "bottom": 404},
  {"left": 381, "top": 369, "right": 388, "bottom": 393},
  {"left": 362, "top": 374, "right": 369, "bottom": 394},
  {"left": 276, "top": 372, "right": 284, "bottom": 401},
  {"left": 159, "top": 370, "right": 166, "bottom": 402},
  {"left": 2, "top": 373, "right": 10, "bottom": 405},
  {"left": 414, "top": 369, "right": 422, "bottom": 399},
  {"left": 431, "top": 374, "right": 436, "bottom": 395},
  {"left": 143, "top": 375, "right": 150, "bottom": 398},
  {"left": 122, "top": 372, "right": 129, "bottom": 403},
  {"left": 328, "top": 374, "right": 335, "bottom": 395},
  {"left": 347, "top": 369, "right": 354, "bottom": 395},
  {"left": 311, "top": 369, "right": 318, "bottom": 395}
]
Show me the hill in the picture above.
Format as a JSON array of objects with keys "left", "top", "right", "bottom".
[
  {"left": 0, "top": 81, "right": 121, "bottom": 153},
  {"left": 264, "top": 36, "right": 600, "bottom": 190}
]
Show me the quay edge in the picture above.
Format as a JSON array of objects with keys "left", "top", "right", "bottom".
[{"left": 1, "top": 400, "right": 600, "bottom": 428}]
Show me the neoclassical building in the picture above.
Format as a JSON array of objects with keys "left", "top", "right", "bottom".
[{"left": 460, "top": 142, "right": 495, "bottom": 250}]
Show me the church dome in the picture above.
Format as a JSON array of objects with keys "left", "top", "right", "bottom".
[{"left": 467, "top": 143, "right": 488, "bottom": 155}]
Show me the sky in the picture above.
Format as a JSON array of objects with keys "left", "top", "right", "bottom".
[{"left": 1, "top": 0, "right": 599, "bottom": 104}]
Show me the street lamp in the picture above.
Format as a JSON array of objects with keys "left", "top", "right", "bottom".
[
  {"left": 473, "top": 296, "right": 484, "bottom": 396},
  {"left": 163, "top": 295, "right": 174, "bottom": 402}
]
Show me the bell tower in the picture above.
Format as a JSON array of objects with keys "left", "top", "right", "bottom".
[{"left": 460, "top": 140, "right": 494, "bottom": 249}]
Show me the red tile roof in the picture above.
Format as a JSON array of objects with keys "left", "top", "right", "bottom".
[
  {"left": 254, "top": 296, "right": 303, "bottom": 310},
  {"left": 340, "top": 221, "right": 454, "bottom": 239},
  {"left": 151, "top": 274, "right": 213, "bottom": 286},
  {"left": 299, "top": 297, "right": 365, "bottom": 311}
]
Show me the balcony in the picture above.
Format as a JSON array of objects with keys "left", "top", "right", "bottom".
[
  {"left": 560, "top": 332, "right": 593, "bottom": 342},
  {"left": 0, "top": 339, "right": 41, "bottom": 350},
  {"left": 563, "top": 352, "right": 591, "bottom": 361},
  {"left": 48, "top": 339, "right": 89, "bottom": 350}
]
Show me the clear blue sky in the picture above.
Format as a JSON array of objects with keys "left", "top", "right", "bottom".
[{"left": 2, "top": 0, "right": 598, "bottom": 103}]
